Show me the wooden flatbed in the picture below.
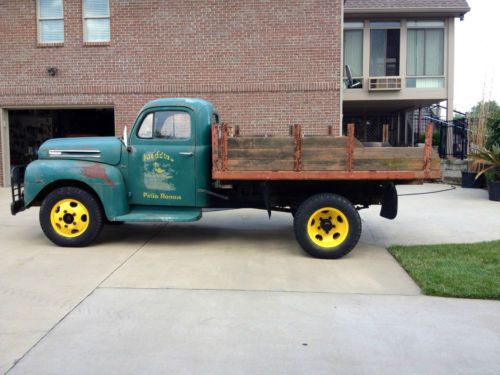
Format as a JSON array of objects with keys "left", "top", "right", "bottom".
[{"left": 212, "top": 123, "right": 441, "bottom": 181}]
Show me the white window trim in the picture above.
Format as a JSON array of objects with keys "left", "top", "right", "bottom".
[
  {"left": 83, "top": 0, "right": 111, "bottom": 43},
  {"left": 37, "top": 0, "right": 65, "bottom": 44}
]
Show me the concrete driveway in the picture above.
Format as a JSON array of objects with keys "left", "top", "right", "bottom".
[{"left": 0, "top": 185, "right": 499, "bottom": 374}]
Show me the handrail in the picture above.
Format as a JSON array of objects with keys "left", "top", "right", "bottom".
[
  {"left": 422, "top": 115, "right": 468, "bottom": 130},
  {"left": 429, "top": 103, "right": 467, "bottom": 117}
]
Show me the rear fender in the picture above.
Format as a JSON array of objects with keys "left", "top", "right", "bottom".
[{"left": 24, "top": 160, "right": 128, "bottom": 219}]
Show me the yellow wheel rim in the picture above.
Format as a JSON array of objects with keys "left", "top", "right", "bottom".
[
  {"left": 50, "top": 198, "right": 90, "bottom": 238},
  {"left": 307, "top": 207, "right": 349, "bottom": 248}
]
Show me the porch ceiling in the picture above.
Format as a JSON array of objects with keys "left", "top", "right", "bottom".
[{"left": 343, "top": 99, "right": 442, "bottom": 115}]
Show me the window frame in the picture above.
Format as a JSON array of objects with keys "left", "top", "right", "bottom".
[
  {"left": 37, "top": 0, "right": 65, "bottom": 44},
  {"left": 369, "top": 28, "right": 401, "bottom": 77},
  {"left": 343, "top": 21, "right": 364, "bottom": 79},
  {"left": 406, "top": 20, "right": 445, "bottom": 88},
  {"left": 82, "top": 0, "right": 111, "bottom": 43},
  {"left": 136, "top": 110, "right": 192, "bottom": 142}
]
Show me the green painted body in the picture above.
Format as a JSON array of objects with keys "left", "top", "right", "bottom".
[{"left": 23, "top": 98, "right": 216, "bottom": 222}]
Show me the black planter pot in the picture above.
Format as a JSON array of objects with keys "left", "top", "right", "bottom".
[
  {"left": 461, "top": 171, "right": 485, "bottom": 188},
  {"left": 488, "top": 181, "right": 500, "bottom": 201}
]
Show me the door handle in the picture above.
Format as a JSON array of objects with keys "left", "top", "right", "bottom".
[{"left": 179, "top": 151, "right": 193, "bottom": 156}]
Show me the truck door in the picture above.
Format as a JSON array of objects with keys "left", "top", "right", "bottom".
[{"left": 127, "top": 108, "right": 196, "bottom": 206}]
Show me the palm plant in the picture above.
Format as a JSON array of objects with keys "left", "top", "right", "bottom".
[{"left": 469, "top": 144, "right": 500, "bottom": 181}]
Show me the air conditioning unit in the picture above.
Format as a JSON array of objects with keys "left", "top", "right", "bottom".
[{"left": 368, "top": 77, "right": 402, "bottom": 91}]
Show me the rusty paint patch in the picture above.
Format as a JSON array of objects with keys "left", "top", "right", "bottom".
[{"left": 81, "top": 164, "right": 114, "bottom": 186}]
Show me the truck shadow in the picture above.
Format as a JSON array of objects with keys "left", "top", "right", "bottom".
[{"left": 97, "top": 215, "right": 303, "bottom": 256}]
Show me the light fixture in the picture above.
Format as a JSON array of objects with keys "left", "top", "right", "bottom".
[{"left": 47, "top": 67, "right": 58, "bottom": 77}]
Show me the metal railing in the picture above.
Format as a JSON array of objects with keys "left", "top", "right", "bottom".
[{"left": 422, "top": 111, "right": 468, "bottom": 160}]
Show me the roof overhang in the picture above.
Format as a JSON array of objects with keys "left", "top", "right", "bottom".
[{"left": 344, "top": 7, "right": 470, "bottom": 19}]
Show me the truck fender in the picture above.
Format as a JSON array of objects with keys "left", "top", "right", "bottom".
[{"left": 24, "top": 160, "right": 129, "bottom": 220}]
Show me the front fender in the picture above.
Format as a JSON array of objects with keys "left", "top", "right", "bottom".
[{"left": 24, "top": 160, "right": 129, "bottom": 219}]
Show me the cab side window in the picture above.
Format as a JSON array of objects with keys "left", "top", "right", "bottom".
[
  {"left": 138, "top": 111, "right": 191, "bottom": 140},
  {"left": 137, "top": 113, "right": 153, "bottom": 138}
]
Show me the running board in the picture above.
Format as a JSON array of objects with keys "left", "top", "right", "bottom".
[{"left": 112, "top": 206, "right": 201, "bottom": 222}]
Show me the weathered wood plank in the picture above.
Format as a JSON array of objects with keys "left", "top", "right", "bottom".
[
  {"left": 354, "top": 147, "right": 424, "bottom": 160},
  {"left": 227, "top": 159, "right": 295, "bottom": 171},
  {"left": 227, "top": 157, "right": 438, "bottom": 172},
  {"left": 431, "top": 157, "right": 441, "bottom": 169},
  {"left": 302, "top": 160, "right": 347, "bottom": 171},
  {"left": 301, "top": 148, "right": 346, "bottom": 162},
  {"left": 302, "top": 136, "right": 363, "bottom": 148},
  {"left": 228, "top": 148, "right": 294, "bottom": 159},
  {"left": 228, "top": 137, "right": 293, "bottom": 149},
  {"left": 354, "top": 159, "right": 424, "bottom": 171},
  {"left": 229, "top": 136, "right": 364, "bottom": 149}
]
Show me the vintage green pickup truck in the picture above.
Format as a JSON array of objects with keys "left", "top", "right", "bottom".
[{"left": 11, "top": 98, "right": 440, "bottom": 258}]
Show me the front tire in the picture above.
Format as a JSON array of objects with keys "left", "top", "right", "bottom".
[
  {"left": 39, "top": 187, "right": 104, "bottom": 247},
  {"left": 293, "top": 193, "right": 361, "bottom": 259}
]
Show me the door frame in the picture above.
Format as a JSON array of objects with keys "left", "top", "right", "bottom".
[
  {"left": 1, "top": 105, "right": 114, "bottom": 187},
  {"left": 1, "top": 108, "right": 11, "bottom": 187}
]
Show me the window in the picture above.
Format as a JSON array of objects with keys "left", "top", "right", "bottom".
[
  {"left": 406, "top": 21, "right": 445, "bottom": 88},
  {"left": 343, "top": 22, "right": 363, "bottom": 78},
  {"left": 37, "top": 0, "right": 64, "bottom": 43},
  {"left": 370, "top": 21, "right": 400, "bottom": 77},
  {"left": 138, "top": 112, "right": 191, "bottom": 140},
  {"left": 83, "top": 0, "right": 110, "bottom": 42},
  {"left": 138, "top": 113, "right": 153, "bottom": 138}
]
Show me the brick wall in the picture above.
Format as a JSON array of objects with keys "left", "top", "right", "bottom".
[{"left": 0, "top": 0, "right": 342, "bottom": 186}]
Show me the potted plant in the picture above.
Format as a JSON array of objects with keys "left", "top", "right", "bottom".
[
  {"left": 461, "top": 159, "right": 486, "bottom": 188},
  {"left": 469, "top": 144, "right": 500, "bottom": 201}
]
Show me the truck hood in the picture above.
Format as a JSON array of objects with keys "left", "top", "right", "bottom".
[{"left": 37, "top": 137, "right": 123, "bottom": 165}]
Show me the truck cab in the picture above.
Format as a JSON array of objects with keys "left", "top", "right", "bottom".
[
  {"left": 123, "top": 98, "right": 215, "bottom": 208},
  {"left": 12, "top": 98, "right": 218, "bottom": 247}
]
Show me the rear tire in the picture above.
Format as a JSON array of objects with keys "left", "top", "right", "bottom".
[
  {"left": 293, "top": 193, "right": 361, "bottom": 259},
  {"left": 39, "top": 187, "right": 104, "bottom": 247}
]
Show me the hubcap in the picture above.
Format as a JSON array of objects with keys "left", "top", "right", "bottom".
[
  {"left": 307, "top": 207, "right": 349, "bottom": 248},
  {"left": 50, "top": 198, "right": 90, "bottom": 238}
]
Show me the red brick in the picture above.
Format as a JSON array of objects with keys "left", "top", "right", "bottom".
[{"left": 0, "top": 0, "right": 342, "bottom": 186}]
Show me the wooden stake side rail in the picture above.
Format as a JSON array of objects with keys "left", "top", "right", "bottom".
[{"left": 211, "top": 123, "right": 441, "bottom": 181}]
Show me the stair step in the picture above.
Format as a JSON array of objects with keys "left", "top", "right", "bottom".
[{"left": 113, "top": 206, "right": 201, "bottom": 222}]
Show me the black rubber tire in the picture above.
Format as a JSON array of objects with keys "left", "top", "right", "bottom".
[
  {"left": 39, "top": 186, "right": 104, "bottom": 247},
  {"left": 293, "top": 193, "right": 361, "bottom": 259}
]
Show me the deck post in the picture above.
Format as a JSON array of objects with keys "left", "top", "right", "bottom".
[
  {"left": 347, "top": 123, "right": 355, "bottom": 172},
  {"left": 221, "top": 123, "right": 228, "bottom": 171},
  {"left": 382, "top": 124, "right": 389, "bottom": 143},
  {"left": 423, "top": 123, "right": 433, "bottom": 178},
  {"left": 211, "top": 124, "right": 220, "bottom": 173},
  {"left": 293, "top": 124, "right": 302, "bottom": 172}
]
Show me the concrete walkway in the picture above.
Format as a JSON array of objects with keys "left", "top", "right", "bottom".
[
  {"left": 361, "top": 183, "right": 500, "bottom": 247},
  {"left": 0, "top": 185, "right": 499, "bottom": 374}
]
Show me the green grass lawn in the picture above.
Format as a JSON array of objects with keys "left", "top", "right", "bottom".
[{"left": 388, "top": 240, "right": 500, "bottom": 300}]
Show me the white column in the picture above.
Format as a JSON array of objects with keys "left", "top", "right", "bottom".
[
  {"left": 0, "top": 109, "right": 11, "bottom": 187},
  {"left": 447, "top": 18, "right": 456, "bottom": 157}
]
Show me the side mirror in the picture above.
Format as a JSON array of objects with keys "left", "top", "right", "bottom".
[{"left": 123, "top": 126, "right": 129, "bottom": 149}]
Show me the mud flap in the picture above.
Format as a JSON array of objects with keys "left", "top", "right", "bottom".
[
  {"left": 380, "top": 182, "right": 398, "bottom": 220},
  {"left": 261, "top": 182, "right": 271, "bottom": 219}
]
